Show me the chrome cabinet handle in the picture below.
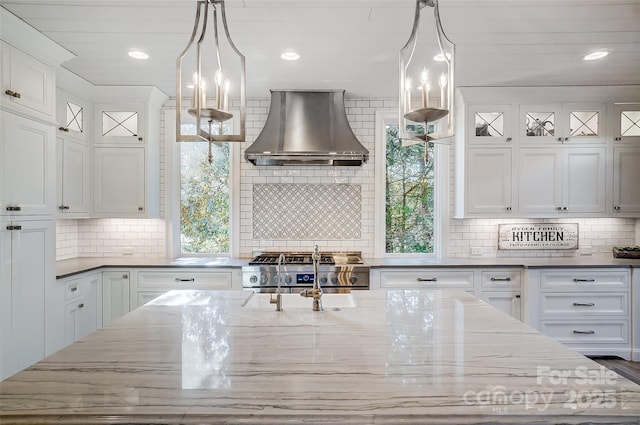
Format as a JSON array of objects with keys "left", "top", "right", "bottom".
[
  {"left": 70, "top": 286, "right": 78, "bottom": 292},
  {"left": 6, "top": 206, "right": 21, "bottom": 211},
  {"left": 572, "top": 330, "right": 595, "bottom": 334},
  {"left": 490, "top": 277, "right": 511, "bottom": 282},
  {"left": 615, "top": 136, "right": 622, "bottom": 141},
  {"left": 5, "top": 89, "right": 21, "bottom": 98},
  {"left": 175, "top": 278, "right": 196, "bottom": 282},
  {"left": 573, "top": 302, "right": 595, "bottom": 307},
  {"left": 6, "top": 225, "right": 22, "bottom": 230},
  {"left": 573, "top": 278, "right": 595, "bottom": 282},
  {"left": 614, "top": 206, "right": 621, "bottom": 211},
  {"left": 417, "top": 277, "right": 437, "bottom": 282},
  {"left": 58, "top": 127, "right": 70, "bottom": 132},
  {"left": 506, "top": 137, "right": 512, "bottom": 142},
  {"left": 78, "top": 303, "right": 85, "bottom": 309}
]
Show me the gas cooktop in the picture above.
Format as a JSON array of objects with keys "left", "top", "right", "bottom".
[{"left": 248, "top": 252, "right": 364, "bottom": 266}]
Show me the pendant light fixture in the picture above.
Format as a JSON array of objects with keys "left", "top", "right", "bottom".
[
  {"left": 176, "top": 0, "right": 246, "bottom": 164},
  {"left": 399, "top": 0, "right": 454, "bottom": 144}
]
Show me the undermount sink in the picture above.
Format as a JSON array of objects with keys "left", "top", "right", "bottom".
[{"left": 242, "top": 292, "right": 357, "bottom": 309}]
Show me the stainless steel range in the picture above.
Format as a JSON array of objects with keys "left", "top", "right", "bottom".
[{"left": 242, "top": 251, "right": 369, "bottom": 293}]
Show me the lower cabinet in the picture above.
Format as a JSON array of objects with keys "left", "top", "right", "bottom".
[
  {"left": 130, "top": 268, "right": 237, "bottom": 310},
  {"left": 373, "top": 267, "right": 522, "bottom": 320},
  {"left": 64, "top": 273, "right": 101, "bottom": 345},
  {"left": 527, "top": 268, "right": 631, "bottom": 359},
  {"left": 102, "top": 271, "right": 131, "bottom": 326}
]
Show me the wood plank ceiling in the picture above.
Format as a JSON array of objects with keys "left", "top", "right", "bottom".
[{"left": 1, "top": 0, "right": 639, "bottom": 98}]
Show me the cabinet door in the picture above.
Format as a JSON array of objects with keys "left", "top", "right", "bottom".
[
  {"left": 467, "top": 105, "right": 514, "bottom": 144},
  {"left": 610, "top": 103, "right": 640, "bottom": 145},
  {"left": 57, "top": 138, "right": 90, "bottom": 217},
  {"left": 64, "top": 299, "right": 83, "bottom": 346},
  {"left": 80, "top": 273, "right": 101, "bottom": 337},
  {"left": 465, "top": 147, "right": 513, "bottom": 215},
  {"left": 564, "top": 148, "right": 606, "bottom": 214},
  {"left": 613, "top": 147, "right": 640, "bottom": 214},
  {"left": 480, "top": 291, "right": 521, "bottom": 321},
  {"left": 1, "top": 112, "right": 55, "bottom": 215},
  {"left": 1, "top": 42, "right": 55, "bottom": 121},
  {"left": 0, "top": 219, "right": 54, "bottom": 380},
  {"left": 518, "top": 148, "right": 561, "bottom": 215},
  {"left": 102, "top": 271, "right": 130, "bottom": 326},
  {"left": 520, "top": 104, "right": 561, "bottom": 145},
  {"left": 56, "top": 89, "right": 90, "bottom": 142},
  {"left": 561, "top": 103, "right": 606, "bottom": 144},
  {"left": 94, "top": 103, "right": 145, "bottom": 145},
  {"left": 93, "top": 147, "right": 145, "bottom": 216}
]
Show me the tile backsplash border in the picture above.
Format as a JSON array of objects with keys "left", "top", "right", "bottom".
[{"left": 55, "top": 97, "right": 636, "bottom": 260}]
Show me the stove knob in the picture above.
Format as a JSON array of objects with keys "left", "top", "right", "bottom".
[
  {"left": 260, "top": 274, "right": 268, "bottom": 285},
  {"left": 331, "top": 277, "right": 338, "bottom": 284},
  {"left": 320, "top": 276, "right": 328, "bottom": 284},
  {"left": 249, "top": 275, "right": 258, "bottom": 284},
  {"left": 349, "top": 276, "right": 358, "bottom": 284},
  {"left": 284, "top": 275, "right": 292, "bottom": 284}
]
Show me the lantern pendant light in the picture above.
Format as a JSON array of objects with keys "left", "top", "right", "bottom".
[
  {"left": 176, "top": 0, "right": 246, "bottom": 164},
  {"left": 399, "top": 0, "right": 455, "bottom": 144}
]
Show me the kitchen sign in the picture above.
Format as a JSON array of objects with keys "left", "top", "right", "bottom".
[{"left": 498, "top": 223, "right": 578, "bottom": 250}]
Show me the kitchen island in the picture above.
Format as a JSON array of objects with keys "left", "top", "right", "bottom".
[{"left": 1, "top": 290, "right": 639, "bottom": 424}]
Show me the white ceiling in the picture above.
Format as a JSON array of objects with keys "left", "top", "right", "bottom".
[{"left": 2, "top": 0, "right": 639, "bottom": 98}]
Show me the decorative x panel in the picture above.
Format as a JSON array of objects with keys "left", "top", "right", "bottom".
[
  {"left": 66, "top": 101, "right": 83, "bottom": 132},
  {"left": 569, "top": 111, "right": 599, "bottom": 137},
  {"left": 474, "top": 112, "right": 504, "bottom": 137},
  {"left": 621, "top": 111, "right": 640, "bottom": 136},
  {"left": 102, "top": 111, "right": 138, "bottom": 137},
  {"left": 526, "top": 112, "right": 555, "bottom": 137}
]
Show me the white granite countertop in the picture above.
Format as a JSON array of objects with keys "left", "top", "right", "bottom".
[{"left": 1, "top": 289, "right": 639, "bottom": 424}]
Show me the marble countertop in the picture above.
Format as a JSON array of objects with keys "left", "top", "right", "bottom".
[
  {"left": 1, "top": 289, "right": 639, "bottom": 424},
  {"left": 56, "top": 254, "right": 640, "bottom": 279}
]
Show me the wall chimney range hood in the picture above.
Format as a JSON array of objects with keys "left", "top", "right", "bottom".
[{"left": 244, "top": 90, "right": 369, "bottom": 166}]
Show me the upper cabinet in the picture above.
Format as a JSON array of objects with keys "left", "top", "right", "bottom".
[
  {"left": 1, "top": 41, "right": 55, "bottom": 123},
  {"left": 56, "top": 88, "right": 90, "bottom": 142},
  {"left": 610, "top": 103, "right": 640, "bottom": 145},
  {"left": 455, "top": 86, "right": 640, "bottom": 219},
  {"left": 94, "top": 102, "right": 146, "bottom": 145},
  {"left": 519, "top": 103, "right": 606, "bottom": 145}
]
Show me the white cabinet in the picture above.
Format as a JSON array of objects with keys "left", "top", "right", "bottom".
[
  {"left": 520, "top": 103, "right": 606, "bottom": 145},
  {"left": 93, "top": 147, "right": 146, "bottom": 216},
  {"left": 1, "top": 41, "right": 55, "bottom": 122},
  {"left": 477, "top": 269, "right": 522, "bottom": 320},
  {"left": 527, "top": 268, "right": 631, "bottom": 359},
  {"left": 633, "top": 268, "right": 640, "bottom": 361},
  {"left": 56, "top": 137, "right": 91, "bottom": 217},
  {"left": 64, "top": 273, "right": 101, "bottom": 345},
  {"left": 462, "top": 147, "right": 514, "bottom": 215},
  {"left": 102, "top": 271, "right": 130, "bottom": 326},
  {"left": 1, "top": 112, "right": 56, "bottom": 216},
  {"left": 0, "top": 218, "right": 55, "bottom": 381},
  {"left": 56, "top": 88, "right": 90, "bottom": 142},
  {"left": 610, "top": 103, "right": 640, "bottom": 145},
  {"left": 378, "top": 269, "right": 475, "bottom": 290},
  {"left": 131, "top": 269, "right": 236, "bottom": 309},
  {"left": 90, "top": 87, "right": 167, "bottom": 218},
  {"left": 612, "top": 147, "right": 640, "bottom": 215},
  {"left": 466, "top": 104, "right": 514, "bottom": 145},
  {"left": 518, "top": 147, "right": 606, "bottom": 216}
]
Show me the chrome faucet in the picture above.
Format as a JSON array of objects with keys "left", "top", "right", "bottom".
[
  {"left": 300, "top": 245, "right": 323, "bottom": 311},
  {"left": 269, "top": 253, "right": 285, "bottom": 311}
]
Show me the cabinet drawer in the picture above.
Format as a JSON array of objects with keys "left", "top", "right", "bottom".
[
  {"left": 539, "top": 270, "right": 629, "bottom": 291},
  {"left": 480, "top": 270, "right": 521, "bottom": 289},
  {"left": 136, "top": 270, "right": 232, "bottom": 289},
  {"left": 540, "top": 321, "right": 629, "bottom": 344},
  {"left": 540, "top": 293, "right": 628, "bottom": 316},
  {"left": 380, "top": 270, "right": 474, "bottom": 288},
  {"left": 65, "top": 278, "right": 82, "bottom": 300}
]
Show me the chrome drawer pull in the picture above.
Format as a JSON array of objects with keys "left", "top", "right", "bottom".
[
  {"left": 573, "top": 302, "right": 595, "bottom": 307},
  {"left": 175, "top": 278, "right": 196, "bottom": 282},
  {"left": 490, "top": 277, "right": 511, "bottom": 282},
  {"left": 572, "top": 330, "right": 595, "bottom": 334},
  {"left": 573, "top": 278, "right": 595, "bottom": 282},
  {"left": 417, "top": 277, "right": 437, "bottom": 282}
]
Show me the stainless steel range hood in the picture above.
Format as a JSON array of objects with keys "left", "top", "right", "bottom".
[{"left": 244, "top": 90, "right": 369, "bottom": 166}]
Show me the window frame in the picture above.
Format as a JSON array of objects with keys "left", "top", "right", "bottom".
[
  {"left": 374, "top": 109, "right": 449, "bottom": 258},
  {"left": 164, "top": 108, "right": 240, "bottom": 258}
]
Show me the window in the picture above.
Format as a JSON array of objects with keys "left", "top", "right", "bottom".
[
  {"left": 375, "top": 111, "right": 443, "bottom": 257},
  {"left": 166, "top": 109, "right": 238, "bottom": 256}
]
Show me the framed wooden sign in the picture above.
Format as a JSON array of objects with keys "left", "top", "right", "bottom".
[{"left": 498, "top": 223, "right": 579, "bottom": 250}]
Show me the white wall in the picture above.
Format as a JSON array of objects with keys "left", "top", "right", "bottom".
[{"left": 56, "top": 96, "right": 637, "bottom": 260}]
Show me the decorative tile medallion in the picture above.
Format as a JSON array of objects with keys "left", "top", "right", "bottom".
[{"left": 253, "top": 184, "right": 361, "bottom": 240}]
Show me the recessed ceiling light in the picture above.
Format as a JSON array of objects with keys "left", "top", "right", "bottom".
[
  {"left": 433, "top": 52, "right": 451, "bottom": 62},
  {"left": 128, "top": 50, "right": 149, "bottom": 60},
  {"left": 281, "top": 51, "right": 300, "bottom": 61},
  {"left": 583, "top": 51, "right": 609, "bottom": 61}
]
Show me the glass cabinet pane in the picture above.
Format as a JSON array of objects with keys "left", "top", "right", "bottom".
[
  {"left": 569, "top": 111, "right": 599, "bottom": 137},
  {"left": 525, "top": 112, "right": 555, "bottom": 137},
  {"left": 475, "top": 112, "right": 504, "bottom": 137},
  {"left": 65, "top": 101, "right": 83, "bottom": 133},
  {"left": 621, "top": 110, "right": 640, "bottom": 136},
  {"left": 102, "top": 111, "right": 138, "bottom": 137}
]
